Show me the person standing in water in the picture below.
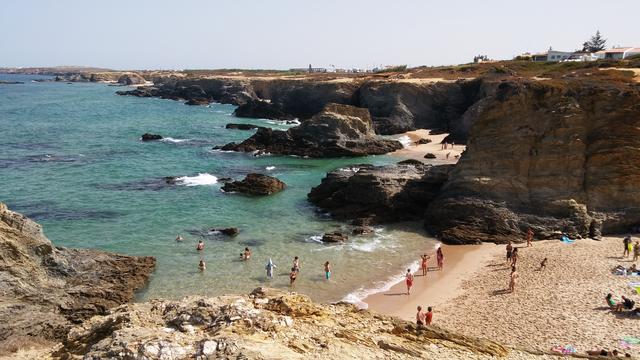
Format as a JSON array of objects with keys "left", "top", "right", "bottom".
[
  {"left": 405, "top": 269, "right": 414, "bottom": 295},
  {"left": 420, "top": 254, "right": 430, "bottom": 276},
  {"left": 509, "top": 266, "right": 518, "bottom": 293},
  {"left": 243, "top": 247, "right": 251, "bottom": 260},
  {"left": 175, "top": 234, "right": 183, "bottom": 242},
  {"left": 436, "top": 247, "right": 444, "bottom": 271},
  {"left": 526, "top": 228, "right": 533, "bottom": 247},
  {"left": 196, "top": 240, "right": 204, "bottom": 251},
  {"left": 198, "top": 259, "right": 206, "bottom": 271},
  {"left": 265, "top": 258, "right": 276, "bottom": 279},
  {"left": 324, "top": 261, "right": 331, "bottom": 280},
  {"left": 289, "top": 267, "right": 298, "bottom": 286},
  {"left": 292, "top": 256, "right": 300, "bottom": 272}
]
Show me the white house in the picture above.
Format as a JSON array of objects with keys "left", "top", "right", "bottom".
[
  {"left": 595, "top": 47, "right": 640, "bottom": 60},
  {"left": 531, "top": 49, "right": 574, "bottom": 62}
]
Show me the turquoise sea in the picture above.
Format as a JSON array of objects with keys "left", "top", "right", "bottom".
[{"left": 0, "top": 74, "right": 437, "bottom": 305}]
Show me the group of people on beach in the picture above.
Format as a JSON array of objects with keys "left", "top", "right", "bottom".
[
  {"left": 406, "top": 246, "right": 444, "bottom": 295},
  {"left": 606, "top": 236, "right": 640, "bottom": 316}
]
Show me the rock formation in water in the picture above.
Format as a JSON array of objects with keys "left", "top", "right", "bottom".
[
  {"left": 425, "top": 76, "right": 640, "bottom": 244},
  {"left": 0, "top": 203, "right": 155, "bottom": 351},
  {"left": 225, "top": 123, "right": 261, "bottom": 130},
  {"left": 117, "top": 73, "right": 146, "bottom": 85},
  {"left": 222, "top": 173, "right": 286, "bottom": 195},
  {"left": 55, "top": 287, "right": 561, "bottom": 360},
  {"left": 309, "top": 163, "right": 453, "bottom": 223},
  {"left": 220, "top": 104, "right": 403, "bottom": 157},
  {"left": 141, "top": 133, "right": 163, "bottom": 141},
  {"left": 233, "top": 98, "right": 296, "bottom": 120}
]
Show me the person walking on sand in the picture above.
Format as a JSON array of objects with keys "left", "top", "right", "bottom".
[
  {"left": 265, "top": 258, "right": 276, "bottom": 279},
  {"left": 289, "top": 267, "right": 298, "bottom": 286},
  {"left": 506, "top": 241, "right": 513, "bottom": 263},
  {"left": 511, "top": 247, "right": 519, "bottom": 267},
  {"left": 436, "top": 247, "right": 444, "bottom": 271},
  {"left": 526, "top": 228, "right": 533, "bottom": 247},
  {"left": 623, "top": 236, "right": 632, "bottom": 258},
  {"left": 198, "top": 259, "right": 206, "bottom": 271},
  {"left": 243, "top": 247, "right": 251, "bottom": 260},
  {"left": 293, "top": 256, "right": 300, "bottom": 272},
  {"left": 634, "top": 241, "right": 640, "bottom": 262},
  {"left": 539, "top": 257, "right": 548, "bottom": 270},
  {"left": 324, "top": 261, "right": 331, "bottom": 280},
  {"left": 509, "top": 266, "right": 518, "bottom": 293},
  {"left": 421, "top": 254, "right": 430, "bottom": 276},
  {"left": 416, "top": 306, "right": 425, "bottom": 326},
  {"left": 405, "top": 269, "right": 414, "bottom": 295},
  {"left": 175, "top": 234, "right": 183, "bottom": 242},
  {"left": 425, "top": 306, "right": 433, "bottom": 325},
  {"left": 196, "top": 240, "right": 205, "bottom": 251}
]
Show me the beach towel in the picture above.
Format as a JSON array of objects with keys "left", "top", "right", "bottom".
[
  {"left": 621, "top": 337, "right": 640, "bottom": 345},
  {"left": 619, "top": 340, "right": 632, "bottom": 350},
  {"left": 561, "top": 236, "right": 575, "bottom": 244},
  {"left": 551, "top": 345, "right": 576, "bottom": 355}
]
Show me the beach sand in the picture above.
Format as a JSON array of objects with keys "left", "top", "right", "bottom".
[
  {"left": 369, "top": 236, "right": 640, "bottom": 357},
  {"left": 391, "top": 129, "right": 465, "bottom": 163}
]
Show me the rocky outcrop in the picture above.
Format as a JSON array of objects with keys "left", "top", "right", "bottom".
[
  {"left": 309, "top": 163, "right": 453, "bottom": 223},
  {"left": 425, "top": 78, "right": 640, "bottom": 244},
  {"left": 233, "top": 98, "right": 296, "bottom": 120},
  {"left": 54, "top": 287, "right": 553, "bottom": 359},
  {"left": 117, "top": 73, "right": 146, "bottom": 85},
  {"left": 322, "top": 231, "right": 348, "bottom": 243},
  {"left": 221, "top": 103, "right": 403, "bottom": 157},
  {"left": 140, "top": 133, "right": 163, "bottom": 141},
  {"left": 0, "top": 203, "right": 155, "bottom": 350},
  {"left": 221, "top": 173, "right": 286, "bottom": 195},
  {"left": 225, "top": 123, "right": 261, "bottom": 130}
]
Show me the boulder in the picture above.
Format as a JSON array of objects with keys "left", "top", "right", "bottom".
[
  {"left": 117, "top": 73, "right": 146, "bottom": 85},
  {"left": 416, "top": 138, "right": 432, "bottom": 145},
  {"left": 220, "top": 103, "right": 403, "bottom": 157},
  {"left": 184, "top": 98, "right": 210, "bottom": 106},
  {"left": 424, "top": 153, "right": 437, "bottom": 159},
  {"left": 225, "top": 123, "right": 260, "bottom": 130},
  {"left": 141, "top": 133, "right": 163, "bottom": 141},
  {"left": 352, "top": 226, "right": 373, "bottom": 235},
  {"left": 233, "top": 99, "right": 296, "bottom": 120},
  {"left": 322, "top": 231, "right": 348, "bottom": 243},
  {"left": 222, "top": 173, "right": 286, "bottom": 195}
]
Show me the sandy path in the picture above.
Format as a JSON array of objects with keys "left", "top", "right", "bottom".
[
  {"left": 435, "top": 236, "right": 640, "bottom": 356},
  {"left": 391, "top": 129, "right": 465, "bottom": 163}
]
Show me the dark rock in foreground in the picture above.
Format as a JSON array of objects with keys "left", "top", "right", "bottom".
[
  {"left": 226, "top": 123, "right": 261, "bottom": 130},
  {"left": 0, "top": 203, "right": 155, "bottom": 348},
  {"left": 424, "top": 153, "right": 436, "bottom": 159},
  {"left": 308, "top": 163, "right": 453, "bottom": 223},
  {"left": 222, "top": 173, "right": 286, "bottom": 195},
  {"left": 221, "top": 103, "right": 403, "bottom": 157},
  {"left": 141, "top": 133, "right": 163, "bottom": 141}
]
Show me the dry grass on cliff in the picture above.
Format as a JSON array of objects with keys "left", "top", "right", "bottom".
[{"left": 438, "top": 236, "right": 640, "bottom": 357}]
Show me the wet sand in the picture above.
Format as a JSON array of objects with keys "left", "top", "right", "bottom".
[{"left": 365, "top": 243, "right": 503, "bottom": 321}]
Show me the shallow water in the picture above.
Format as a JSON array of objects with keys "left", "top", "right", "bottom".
[{"left": 0, "top": 74, "right": 437, "bottom": 303}]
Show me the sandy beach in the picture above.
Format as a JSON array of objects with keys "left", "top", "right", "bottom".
[
  {"left": 369, "top": 236, "right": 640, "bottom": 357},
  {"left": 391, "top": 129, "right": 465, "bottom": 163}
]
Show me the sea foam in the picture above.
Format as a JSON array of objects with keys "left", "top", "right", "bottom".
[
  {"left": 175, "top": 173, "right": 218, "bottom": 186},
  {"left": 161, "top": 137, "right": 189, "bottom": 144}
]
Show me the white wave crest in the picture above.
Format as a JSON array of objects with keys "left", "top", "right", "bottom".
[
  {"left": 396, "top": 135, "right": 412, "bottom": 148},
  {"left": 265, "top": 166, "right": 276, "bottom": 171},
  {"left": 161, "top": 137, "right": 189, "bottom": 144},
  {"left": 176, "top": 173, "right": 218, "bottom": 186}
]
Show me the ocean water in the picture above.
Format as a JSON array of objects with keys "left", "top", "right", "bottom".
[{"left": 0, "top": 74, "right": 437, "bottom": 304}]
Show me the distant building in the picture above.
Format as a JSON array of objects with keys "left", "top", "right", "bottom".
[
  {"left": 595, "top": 47, "right": 640, "bottom": 60},
  {"left": 289, "top": 66, "right": 327, "bottom": 73},
  {"left": 530, "top": 48, "right": 574, "bottom": 62}
]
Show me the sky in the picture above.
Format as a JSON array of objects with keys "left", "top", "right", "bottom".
[{"left": 1, "top": 0, "right": 639, "bottom": 70}]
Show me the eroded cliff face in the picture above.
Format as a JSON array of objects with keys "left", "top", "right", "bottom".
[
  {"left": 426, "top": 77, "right": 640, "bottom": 243},
  {"left": 0, "top": 203, "right": 155, "bottom": 351}
]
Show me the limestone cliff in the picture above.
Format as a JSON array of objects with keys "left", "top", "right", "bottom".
[{"left": 0, "top": 203, "right": 155, "bottom": 352}]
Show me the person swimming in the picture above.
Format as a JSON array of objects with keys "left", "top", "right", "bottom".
[
  {"left": 292, "top": 256, "right": 300, "bottom": 272},
  {"left": 289, "top": 267, "right": 297, "bottom": 286},
  {"left": 175, "top": 234, "right": 183, "bottom": 242},
  {"left": 265, "top": 258, "right": 276, "bottom": 279},
  {"left": 196, "top": 240, "right": 204, "bottom": 251},
  {"left": 243, "top": 247, "right": 251, "bottom": 260},
  {"left": 324, "top": 261, "right": 331, "bottom": 280},
  {"left": 198, "top": 259, "right": 206, "bottom": 271}
]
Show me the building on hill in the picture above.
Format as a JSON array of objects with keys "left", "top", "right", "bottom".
[
  {"left": 595, "top": 47, "right": 640, "bottom": 60},
  {"left": 531, "top": 48, "right": 574, "bottom": 62}
]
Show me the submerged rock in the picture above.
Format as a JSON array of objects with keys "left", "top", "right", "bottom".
[
  {"left": 222, "top": 173, "right": 286, "bottom": 195},
  {"left": 225, "top": 123, "right": 261, "bottom": 130},
  {"left": 140, "top": 133, "right": 163, "bottom": 141},
  {"left": 221, "top": 103, "right": 403, "bottom": 157},
  {"left": 322, "top": 231, "right": 348, "bottom": 243},
  {"left": 211, "top": 227, "right": 240, "bottom": 236}
]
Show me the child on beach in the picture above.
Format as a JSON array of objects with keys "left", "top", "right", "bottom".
[
  {"left": 405, "top": 269, "right": 414, "bottom": 295},
  {"left": 526, "top": 228, "right": 533, "bottom": 247},
  {"left": 421, "top": 254, "right": 430, "bottom": 276},
  {"left": 425, "top": 307, "right": 433, "bottom": 325},
  {"left": 289, "top": 267, "right": 297, "bottom": 286},
  {"left": 416, "top": 306, "right": 425, "bottom": 326},
  {"left": 539, "top": 257, "right": 548, "bottom": 270},
  {"left": 506, "top": 241, "right": 513, "bottom": 263},
  {"left": 196, "top": 240, "right": 204, "bottom": 251},
  {"left": 509, "top": 266, "right": 518, "bottom": 293},
  {"left": 436, "top": 247, "right": 444, "bottom": 270},
  {"left": 324, "top": 261, "right": 331, "bottom": 280}
]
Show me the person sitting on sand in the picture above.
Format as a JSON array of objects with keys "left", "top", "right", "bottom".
[
  {"left": 606, "top": 293, "right": 623, "bottom": 312},
  {"left": 289, "top": 267, "right": 297, "bottom": 286},
  {"left": 421, "top": 254, "right": 430, "bottom": 276},
  {"left": 509, "top": 266, "right": 518, "bottom": 293},
  {"left": 586, "top": 349, "right": 620, "bottom": 357},
  {"left": 539, "top": 257, "right": 548, "bottom": 270},
  {"left": 622, "top": 296, "right": 636, "bottom": 311},
  {"left": 324, "top": 261, "right": 331, "bottom": 280},
  {"left": 436, "top": 247, "right": 444, "bottom": 271},
  {"left": 506, "top": 241, "right": 513, "bottom": 263},
  {"left": 416, "top": 306, "right": 425, "bottom": 326},
  {"left": 243, "top": 247, "right": 251, "bottom": 260},
  {"left": 198, "top": 259, "right": 206, "bottom": 271},
  {"left": 175, "top": 234, "right": 183, "bottom": 242},
  {"left": 196, "top": 240, "right": 204, "bottom": 251},
  {"left": 425, "top": 306, "right": 433, "bottom": 325},
  {"left": 293, "top": 256, "right": 300, "bottom": 272},
  {"left": 405, "top": 269, "right": 414, "bottom": 295}
]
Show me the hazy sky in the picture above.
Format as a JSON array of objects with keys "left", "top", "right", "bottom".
[{"left": 1, "top": 0, "right": 638, "bottom": 70}]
